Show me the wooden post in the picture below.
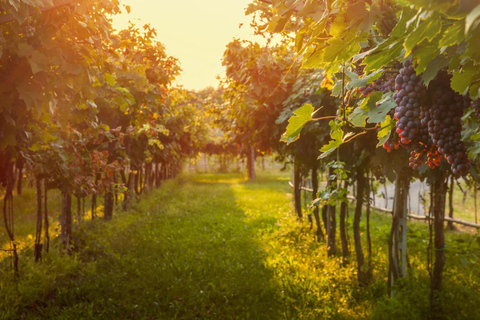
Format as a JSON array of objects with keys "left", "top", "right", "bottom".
[{"left": 389, "top": 169, "right": 409, "bottom": 294}]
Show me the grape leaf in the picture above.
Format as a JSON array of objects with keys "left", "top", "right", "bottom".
[
  {"left": 377, "top": 116, "right": 394, "bottom": 147},
  {"left": 302, "top": 48, "right": 324, "bottom": 69},
  {"left": 348, "top": 91, "right": 390, "bottom": 126},
  {"left": 439, "top": 22, "right": 464, "bottom": 48},
  {"left": 281, "top": 104, "right": 314, "bottom": 144},
  {"left": 404, "top": 16, "right": 442, "bottom": 55},
  {"left": 319, "top": 127, "right": 344, "bottom": 159},
  {"left": 368, "top": 92, "right": 395, "bottom": 124},
  {"left": 105, "top": 73, "right": 116, "bottom": 86},
  {"left": 414, "top": 45, "right": 439, "bottom": 74},
  {"left": 363, "top": 38, "right": 403, "bottom": 72},
  {"left": 349, "top": 105, "right": 368, "bottom": 127},
  {"left": 451, "top": 64, "right": 477, "bottom": 95},
  {"left": 346, "top": 69, "right": 383, "bottom": 90},
  {"left": 422, "top": 55, "right": 448, "bottom": 86}
]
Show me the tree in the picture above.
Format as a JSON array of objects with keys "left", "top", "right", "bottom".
[{"left": 221, "top": 39, "right": 299, "bottom": 180}]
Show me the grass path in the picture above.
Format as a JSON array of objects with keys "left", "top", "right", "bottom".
[
  {"left": 2, "top": 173, "right": 480, "bottom": 319},
  {"left": 1, "top": 173, "right": 293, "bottom": 319}
]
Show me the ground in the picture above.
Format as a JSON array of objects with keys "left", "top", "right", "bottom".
[{"left": 1, "top": 172, "right": 479, "bottom": 319}]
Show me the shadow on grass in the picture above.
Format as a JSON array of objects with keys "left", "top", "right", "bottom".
[{"left": 6, "top": 175, "right": 285, "bottom": 319}]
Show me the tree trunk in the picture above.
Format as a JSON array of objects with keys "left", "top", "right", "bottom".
[
  {"left": 104, "top": 187, "right": 114, "bottom": 220},
  {"left": 322, "top": 205, "right": 328, "bottom": 237},
  {"left": 247, "top": 145, "right": 256, "bottom": 180},
  {"left": 430, "top": 172, "right": 448, "bottom": 319},
  {"left": 162, "top": 163, "right": 167, "bottom": 181},
  {"left": 326, "top": 167, "right": 336, "bottom": 256},
  {"left": 155, "top": 162, "right": 160, "bottom": 188},
  {"left": 447, "top": 175, "right": 454, "bottom": 230},
  {"left": 388, "top": 169, "right": 409, "bottom": 293},
  {"left": 475, "top": 185, "right": 478, "bottom": 225},
  {"left": 145, "top": 162, "right": 152, "bottom": 191},
  {"left": 34, "top": 177, "right": 43, "bottom": 262},
  {"left": 340, "top": 180, "right": 350, "bottom": 266},
  {"left": 44, "top": 178, "right": 50, "bottom": 253},
  {"left": 293, "top": 157, "right": 303, "bottom": 220},
  {"left": 16, "top": 156, "right": 24, "bottom": 196},
  {"left": 91, "top": 194, "right": 97, "bottom": 220},
  {"left": 327, "top": 203, "right": 337, "bottom": 256},
  {"left": 366, "top": 172, "right": 372, "bottom": 277},
  {"left": 76, "top": 195, "right": 82, "bottom": 222},
  {"left": 123, "top": 168, "right": 135, "bottom": 210},
  {"left": 312, "top": 164, "right": 324, "bottom": 241},
  {"left": 134, "top": 166, "right": 144, "bottom": 196},
  {"left": 353, "top": 165, "right": 369, "bottom": 285},
  {"left": 3, "top": 155, "right": 19, "bottom": 276},
  {"left": 60, "top": 192, "right": 72, "bottom": 249}
]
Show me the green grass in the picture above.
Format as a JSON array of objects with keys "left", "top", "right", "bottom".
[
  {"left": 450, "top": 181, "right": 480, "bottom": 223},
  {"left": 1, "top": 172, "right": 479, "bottom": 319}
]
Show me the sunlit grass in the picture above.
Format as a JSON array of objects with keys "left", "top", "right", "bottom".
[{"left": 0, "top": 172, "right": 479, "bottom": 319}]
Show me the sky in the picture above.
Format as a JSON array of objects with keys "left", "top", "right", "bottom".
[{"left": 112, "top": 0, "right": 266, "bottom": 91}]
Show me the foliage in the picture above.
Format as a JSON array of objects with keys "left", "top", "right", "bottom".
[
  {"left": 221, "top": 39, "right": 299, "bottom": 153},
  {"left": 247, "top": 0, "right": 480, "bottom": 177}
]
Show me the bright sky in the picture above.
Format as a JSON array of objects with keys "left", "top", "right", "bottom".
[{"left": 113, "top": 0, "right": 265, "bottom": 91}]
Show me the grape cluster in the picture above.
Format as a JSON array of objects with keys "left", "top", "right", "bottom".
[
  {"left": 425, "top": 71, "right": 471, "bottom": 176},
  {"left": 24, "top": 25, "right": 35, "bottom": 38},
  {"left": 393, "top": 60, "right": 426, "bottom": 146},
  {"left": 358, "top": 74, "right": 395, "bottom": 97},
  {"left": 409, "top": 144, "right": 442, "bottom": 170},
  {"left": 407, "top": 106, "right": 436, "bottom": 169},
  {"left": 383, "top": 127, "right": 401, "bottom": 152}
]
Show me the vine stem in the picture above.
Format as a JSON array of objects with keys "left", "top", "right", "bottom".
[
  {"left": 312, "top": 115, "right": 342, "bottom": 121},
  {"left": 343, "top": 131, "right": 367, "bottom": 143}
]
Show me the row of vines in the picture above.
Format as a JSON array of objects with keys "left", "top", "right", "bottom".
[
  {"left": 0, "top": 0, "right": 208, "bottom": 277},
  {"left": 214, "top": 0, "right": 480, "bottom": 318}
]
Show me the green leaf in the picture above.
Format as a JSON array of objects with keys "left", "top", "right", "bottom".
[
  {"left": 105, "top": 73, "right": 116, "bottom": 86},
  {"left": 463, "top": 26, "right": 480, "bottom": 63},
  {"left": 319, "top": 127, "right": 343, "bottom": 159},
  {"left": 368, "top": 92, "right": 395, "bottom": 124},
  {"left": 413, "top": 45, "right": 439, "bottom": 74},
  {"left": 323, "top": 34, "right": 362, "bottom": 64},
  {"left": 466, "top": 4, "right": 480, "bottom": 34},
  {"left": 330, "top": 16, "right": 348, "bottom": 37},
  {"left": 363, "top": 38, "right": 403, "bottom": 72},
  {"left": 302, "top": 48, "right": 323, "bottom": 69},
  {"left": 346, "top": 70, "right": 383, "bottom": 90},
  {"left": 422, "top": 55, "right": 449, "bottom": 85},
  {"left": 439, "top": 22, "right": 464, "bottom": 48},
  {"left": 281, "top": 104, "right": 314, "bottom": 144},
  {"left": 269, "top": 15, "right": 290, "bottom": 33},
  {"left": 295, "top": 31, "right": 305, "bottom": 52},
  {"left": 451, "top": 64, "right": 477, "bottom": 95},
  {"left": 404, "top": 16, "right": 442, "bottom": 56},
  {"left": 349, "top": 92, "right": 394, "bottom": 127},
  {"left": 390, "top": 7, "right": 415, "bottom": 38},
  {"left": 377, "top": 116, "right": 394, "bottom": 147},
  {"left": 17, "top": 42, "right": 34, "bottom": 56},
  {"left": 469, "top": 82, "right": 480, "bottom": 100},
  {"left": 349, "top": 107, "right": 368, "bottom": 127},
  {"left": 28, "top": 50, "right": 49, "bottom": 74}
]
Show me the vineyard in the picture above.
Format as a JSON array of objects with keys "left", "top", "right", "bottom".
[{"left": 1, "top": 0, "right": 480, "bottom": 319}]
